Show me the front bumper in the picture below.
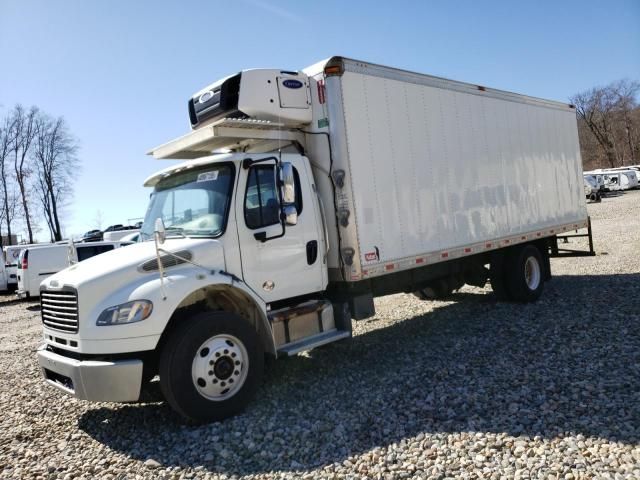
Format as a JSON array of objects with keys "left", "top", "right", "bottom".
[{"left": 36, "top": 344, "right": 143, "bottom": 402}]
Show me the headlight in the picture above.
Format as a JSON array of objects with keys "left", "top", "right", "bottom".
[{"left": 96, "top": 300, "right": 153, "bottom": 326}]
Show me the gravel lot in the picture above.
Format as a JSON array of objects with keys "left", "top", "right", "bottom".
[{"left": 1, "top": 191, "right": 639, "bottom": 479}]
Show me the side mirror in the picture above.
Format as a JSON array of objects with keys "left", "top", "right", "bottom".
[
  {"left": 154, "top": 218, "right": 166, "bottom": 245},
  {"left": 280, "top": 162, "right": 296, "bottom": 204},
  {"left": 279, "top": 162, "right": 297, "bottom": 226},
  {"left": 283, "top": 205, "right": 297, "bottom": 226},
  {"left": 67, "top": 239, "right": 77, "bottom": 265}
]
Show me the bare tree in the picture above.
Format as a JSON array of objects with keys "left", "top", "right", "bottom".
[
  {"left": 0, "top": 114, "right": 16, "bottom": 246},
  {"left": 572, "top": 79, "right": 640, "bottom": 169},
  {"left": 612, "top": 80, "right": 640, "bottom": 164},
  {"left": 32, "top": 114, "right": 79, "bottom": 241},
  {"left": 9, "top": 105, "right": 39, "bottom": 243},
  {"left": 572, "top": 87, "right": 618, "bottom": 167}
]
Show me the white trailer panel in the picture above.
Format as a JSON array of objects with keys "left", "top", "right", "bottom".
[{"left": 318, "top": 59, "right": 587, "bottom": 280}]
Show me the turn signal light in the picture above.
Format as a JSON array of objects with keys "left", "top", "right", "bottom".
[{"left": 324, "top": 65, "right": 343, "bottom": 76}]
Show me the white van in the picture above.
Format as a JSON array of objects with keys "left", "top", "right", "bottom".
[
  {"left": 0, "top": 261, "right": 8, "bottom": 292},
  {"left": 3, "top": 244, "right": 52, "bottom": 290},
  {"left": 17, "top": 241, "right": 133, "bottom": 299}
]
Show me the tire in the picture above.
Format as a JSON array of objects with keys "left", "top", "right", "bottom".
[
  {"left": 504, "top": 245, "right": 545, "bottom": 303},
  {"left": 159, "top": 311, "right": 263, "bottom": 424},
  {"left": 490, "top": 252, "right": 510, "bottom": 301}
]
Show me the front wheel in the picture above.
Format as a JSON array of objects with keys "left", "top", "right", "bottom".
[{"left": 159, "top": 311, "right": 263, "bottom": 424}]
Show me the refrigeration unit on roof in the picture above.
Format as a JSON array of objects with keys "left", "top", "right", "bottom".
[{"left": 188, "top": 69, "right": 312, "bottom": 129}]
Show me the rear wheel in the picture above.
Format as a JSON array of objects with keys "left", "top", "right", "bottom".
[
  {"left": 159, "top": 311, "right": 263, "bottom": 424},
  {"left": 505, "top": 245, "right": 544, "bottom": 302}
]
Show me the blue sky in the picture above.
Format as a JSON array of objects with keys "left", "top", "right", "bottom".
[{"left": 1, "top": 0, "right": 639, "bottom": 240}]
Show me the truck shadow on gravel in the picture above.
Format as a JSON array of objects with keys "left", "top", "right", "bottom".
[{"left": 78, "top": 273, "right": 640, "bottom": 476}]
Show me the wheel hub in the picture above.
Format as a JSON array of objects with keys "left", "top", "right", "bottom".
[
  {"left": 214, "top": 357, "right": 234, "bottom": 380},
  {"left": 191, "top": 334, "right": 248, "bottom": 401},
  {"left": 524, "top": 256, "right": 541, "bottom": 290}
]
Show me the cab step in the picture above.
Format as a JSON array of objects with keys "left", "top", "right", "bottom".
[{"left": 277, "top": 329, "right": 351, "bottom": 356}]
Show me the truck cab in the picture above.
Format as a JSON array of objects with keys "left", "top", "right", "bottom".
[{"left": 139, "top": 152, "right": 327, "bottom": 304}]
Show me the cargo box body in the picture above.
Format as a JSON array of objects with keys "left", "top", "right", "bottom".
[{"left": 304, "top": 58, "right": 588, "bottom": 281}]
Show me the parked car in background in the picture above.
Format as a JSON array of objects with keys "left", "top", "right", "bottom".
[
  {"left": 17, "top": 240, "right": 133, "bottom": 299},
  {"left": 584, "top": 173, "right": 605, "bottom": 193},
  {"left": 82, "top": 229, "right": 103, "bottom": 242},
  {"left": 584, "top": 176, "right": 601, "bottom": 202},
  {"left": 103, "top": 224, "right": 124, "bottom": 233}
]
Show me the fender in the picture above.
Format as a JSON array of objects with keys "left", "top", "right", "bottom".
[
  {"left": 160, "top": 271, "right": 276, "bottom": 355},
  {"left": 77, "top": 267, "right": 275, "bottom": 355}
]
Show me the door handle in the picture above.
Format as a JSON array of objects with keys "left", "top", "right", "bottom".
[{"left": 306, "top": 240, "right": 318, "bottom": 265}]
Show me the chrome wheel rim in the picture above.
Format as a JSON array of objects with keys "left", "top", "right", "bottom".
[
  {"left": 191, "top": 334, "right": 248, "bottom": 401},
  {"left": 524, "top": 256, "right": 541, "bottom": 290}
]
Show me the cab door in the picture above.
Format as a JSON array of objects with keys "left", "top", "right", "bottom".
[{"left": 235, "top": 156, "right": 325, "bottom": 303}]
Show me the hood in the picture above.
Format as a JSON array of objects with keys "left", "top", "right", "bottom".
[{"left": 43, "top": 237, "right": 226, "bottom": 290}]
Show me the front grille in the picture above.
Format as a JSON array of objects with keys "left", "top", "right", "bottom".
[{"left": 41, "top": 289, "right": 79, "bottom": 333}]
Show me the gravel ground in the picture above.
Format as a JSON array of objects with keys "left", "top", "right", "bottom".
[{"left": 1, "top": 191, "right": 639, "bottom": 479}]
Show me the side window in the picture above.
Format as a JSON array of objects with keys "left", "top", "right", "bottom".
[
  {"left": 244, "top": 165, "right": 303, "bottom": 230},
  {"left": 76, "top": 246, "right": 95, "bottom": 262},
  {"left": 245, "top": 166, "right": 280, "bottom": 229},
  {"left": 76, "top": 245, "right": 113, "bottom": 262}
]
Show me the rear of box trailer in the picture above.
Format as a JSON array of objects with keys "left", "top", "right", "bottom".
[{"left": 308, "top": 58, "right": 587, "bottom": 281}]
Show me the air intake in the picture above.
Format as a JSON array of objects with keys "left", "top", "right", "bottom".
[{"left": 139, "top": 250, "right": 193, "bottom": 272}]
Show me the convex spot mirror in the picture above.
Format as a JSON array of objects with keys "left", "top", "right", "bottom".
[{"left": 279, "top": 162, "right": 297, "bottom": 226}]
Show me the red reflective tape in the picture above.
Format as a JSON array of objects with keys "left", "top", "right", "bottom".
[
  {"left": 416, "top": 258, "right": 424, "bottom": 264},
  {"left": 464, "top": 248, "right": 471, "bottom": 253},
  {"left": 486, "top": 243, "right": 492, "bottom": 248},
  {"left": 385, "top": 264, "right": 395, "bottom": 271},
  {"left": 441, "top": 252, "right": 449, "bottom": 258}
]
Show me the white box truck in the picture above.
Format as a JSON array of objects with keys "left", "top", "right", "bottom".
[
  {"left": 18, "top": 241, "right": 134, "bottom": 299},
  {"left": 36, "top": 57, "right": 591, "bottom": 423}
]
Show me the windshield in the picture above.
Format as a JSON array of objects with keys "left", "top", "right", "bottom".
[{"left": 140, "top": 163, "right": 235, "bottom": 240}]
